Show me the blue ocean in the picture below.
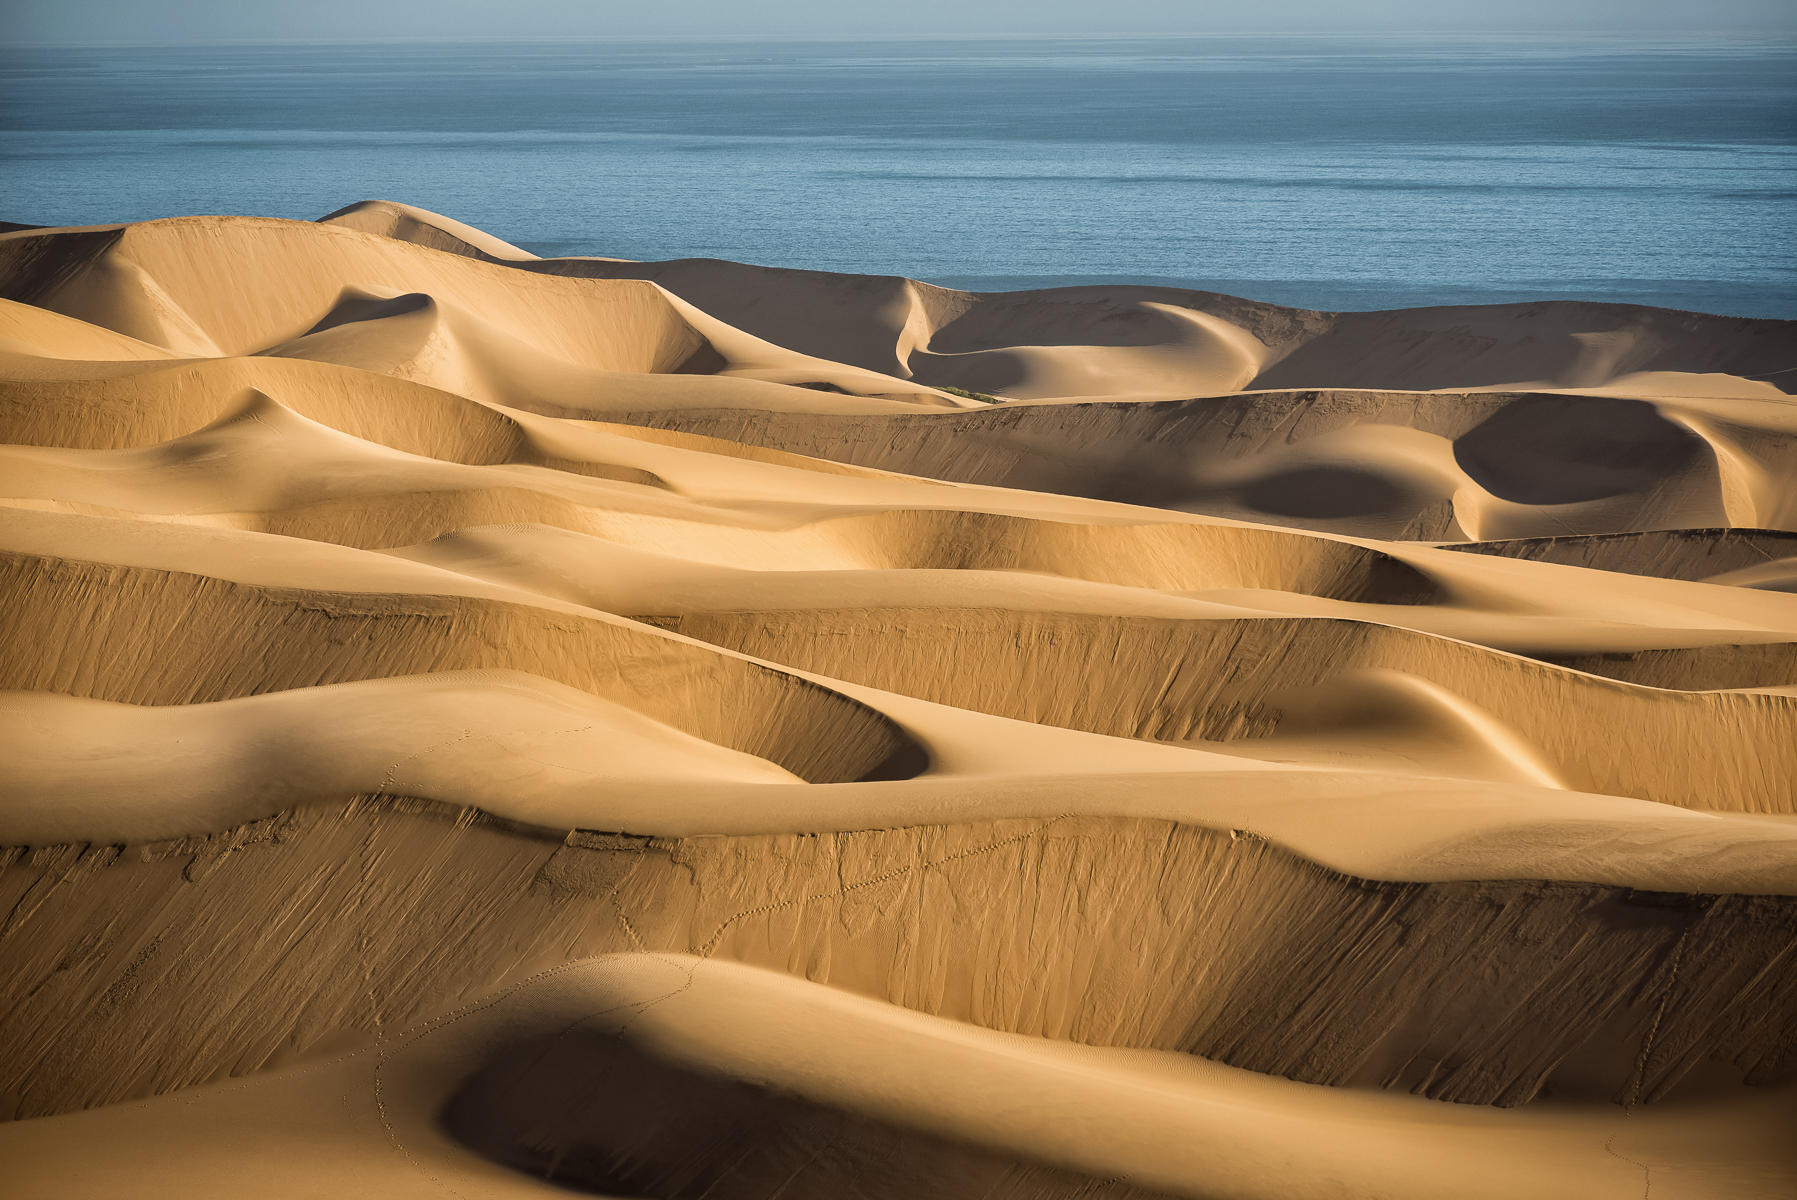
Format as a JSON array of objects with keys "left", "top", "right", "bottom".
[{"left": 2, "top": 37, "right": 1793, "bottom": 315}]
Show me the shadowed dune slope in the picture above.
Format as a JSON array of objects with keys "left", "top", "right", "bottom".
[
  {"left": 4, "top": 801, "right": 1794, "bottom": 1122},
  {"left": 2, "top": 206, "right": 1795, "bottom": 1198},
  {"left": 611, "top": 385, "right": 1797, "bottom": 540},
  {"left": 321, "top": 201, "right": 1796, "bottom": 400},
  {"left": 9, "top": 952, "right": 1790, "bottom": 1199}
]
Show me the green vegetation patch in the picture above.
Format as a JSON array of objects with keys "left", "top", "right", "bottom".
[{"left": 938, "top": 385, "right": 1004, "bottom": 404}]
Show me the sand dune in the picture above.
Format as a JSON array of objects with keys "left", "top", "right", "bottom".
[
  {"left": 614, "top": 383, "right": 1796, "bottom": 539},
  {"left": 1, "top": 205, "right": 1794, "bottom": 1197},
  {"left": 327, "top": 200, "right": 1795, "bottom": 401},
  {"left": 9, "top": 954, "right": 1790, "bottom": 1199}
]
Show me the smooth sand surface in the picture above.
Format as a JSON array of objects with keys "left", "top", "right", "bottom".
[
  {"left": 1, "top": 204, "right": 1793, "bottom": 1196},
  {"left": 6, "top": 955, "right": 1792, "bottom": 1200}
]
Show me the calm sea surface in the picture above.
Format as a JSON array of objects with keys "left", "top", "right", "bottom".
[{"left": 2, "top": 37, "right": 1794, "bottom": 315}]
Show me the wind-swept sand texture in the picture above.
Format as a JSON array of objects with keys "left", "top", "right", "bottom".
[{"left": 1, "top": 203, "right": 1795, "bottom": 1198}]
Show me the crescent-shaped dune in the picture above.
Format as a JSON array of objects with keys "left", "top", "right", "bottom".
[{"left": 1, "top": 203, "right": 1794, "bottom": 1198}]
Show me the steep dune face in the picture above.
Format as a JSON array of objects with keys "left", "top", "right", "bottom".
[
  {"left": 1, "top": 207, "right": 1795, "bottom": 1198},
  {"left": 648, "top": 607, "right": 1797, "bottom": 812},
  {"left": 13, "top": 955, "right": 1790, "bottom": 1200},
  {"left": 616, "top": 385, "right": 1787, "bottom": 540},
  {"left": 319, "top": 199, "right": 542, "bottom": 262},
  {"left": 0, "top": 216, "right": 952, "bottom": 412},
  {"left": 5, "top": 802, "right": 1794, "bottom": 1124},
  {"left": 1250, "top": 303, "right": 1796, "bottom": 394},
  {"left": 0, "top": 217, "right": 701, "bottom": 367},
  {"left": 335, "top": 202, "right": 1793, "bottom": 399}
]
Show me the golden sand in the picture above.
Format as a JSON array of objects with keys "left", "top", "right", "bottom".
[{"left": 2, "top": 202, "right": 1794, "bottom": 1197}]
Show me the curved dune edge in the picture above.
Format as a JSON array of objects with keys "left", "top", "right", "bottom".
[
  {"left": 3, "top": 509, "right": 1795, "bottom": 885},
  {"left": 319, "top": 199, "right": 543, "bottom": 262},
  {"left": 313, "top": 200, "right": 1797, "bottom": 398},
  {"left": 4, "top": 953, "right": 1790, "bottom": 1200},
  {"left": 6, "top": 682, "right": 1797, "bottom": 893},
  {"left": 2, "top": 205, "right": 1796, "bottom": 1196},
  {"left": 0, "top": 544, "right": 926, "bottom": 788},
  {"left": 609, "top": 384, "right": 1797, "bottom": 541},
  {"left": 3, "top": 797, "right": 1794, "bottom": 1124},
  {"left": 652, "top": 605, "right": 1797, "bottom": 814}
]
